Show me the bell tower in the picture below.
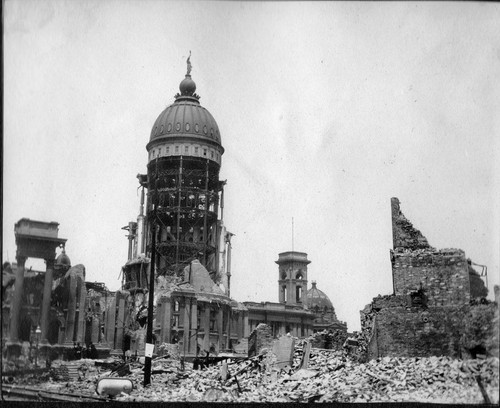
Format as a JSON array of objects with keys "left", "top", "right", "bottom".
[{"left": 276, "top": 251, "right": 310, "bottom": 306}]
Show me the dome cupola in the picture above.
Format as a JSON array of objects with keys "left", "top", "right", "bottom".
[
  {"left": 306, "top": 281, "right": 334, "bottom": 311},
  {"left": 147, "top": 53, "right": 224, "bottom": 164},
  {"left": 55, "top": 247, "right": 71, "bottom": 270}
]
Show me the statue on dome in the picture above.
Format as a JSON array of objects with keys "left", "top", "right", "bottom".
[{"left": 186, "top": 51, "right": 192, "bottom": 75}]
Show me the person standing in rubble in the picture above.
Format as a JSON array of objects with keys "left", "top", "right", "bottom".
[
  {"left": 82, "top": 344, "right": 89, "bottom": 359},
  {"left": 75, "top": 343, "right": 82, "bottom": 360},
  {"left": 90, "top": 343, "right": 98, "bottom": 359}
]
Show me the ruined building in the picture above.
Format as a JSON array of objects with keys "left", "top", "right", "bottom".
[
  {"left": 360, "top": 198, "right": 499, "bottom": 360},
  {"left": 115, "top": 60, "right": 248, "bottom": 359},
  {"left": 244, "top": 251, "right": 347, "bottom": 337},
  {"left": 2, "top": 218, "right": 114, "bottom": 364}
]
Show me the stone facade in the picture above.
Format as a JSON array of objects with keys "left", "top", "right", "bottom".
[
  {"left": 244, "top": 251, "right": 346, "bottom": 339},
  {"left": 244, "top": 301, "right": 314, "bottom": 338},
  {"left": 118, "top": 260, "right": 249, "bottom": 360}
]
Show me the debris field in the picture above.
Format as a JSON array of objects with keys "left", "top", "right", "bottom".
[{"left": 19, "top": 341, "right": 499, "bottom": 404}]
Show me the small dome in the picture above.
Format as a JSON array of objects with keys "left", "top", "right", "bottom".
[
  {"left": 55, "top": 248, "right": 71, "bottom": 269},
  {"left": 306, "top": 281, "right": 333, "bottom": 310}
]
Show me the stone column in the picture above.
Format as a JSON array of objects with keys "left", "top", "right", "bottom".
[
  {"left": 64, "top": 273, "right": 77, "bottom": 344},
  {"left": 189, "top": 300, "right": 197, "bottom": 354},
  {"left": 113, "top": 292, "right": 126, "bottom": 355},
  {"left": 225, "top": 309, "right": 231, "bottom": 349},
  {"left": 237, "top": 312, "right": 243, "bottom": 340},
  {"left": 203, "top": 306, "right": 210, "bottom": 352},
  {"left": 91, "top": 317, "right": 99, "bottom": 344},
  {"left": 160, "top": 298, "right": 171, "bottom": 343},
  {"left": 183, "top": 300, "right": 190, "bottom": 351},
  {"left": 217, "top": 307, "right": 223, "bottom": 353},
  {"left": 76, "top": 278, "right": 86, "bottom": 343},
  {"left": 106, "top": 297, "right": 117, "bottom": 347},
  {"left": 243, "top": 314, "right": 249, "bottom": 337},
  {"left": 40, "top": 258, "right": 55, "bottom": 345},
  {"left": 8, "top": 255, "right": 27, "bottom": 344}
]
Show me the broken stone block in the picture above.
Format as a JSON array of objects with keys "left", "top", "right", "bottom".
[
  {"left": 248, "top": 323, "right": 273, "bottom": 358},
  {"left": 272, "top": 335, "right": 295, "bottom": 369}
]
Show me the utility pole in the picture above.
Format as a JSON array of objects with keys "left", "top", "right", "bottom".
[{"left": 144, "top": 163, "right": 157, "bottom": 386}]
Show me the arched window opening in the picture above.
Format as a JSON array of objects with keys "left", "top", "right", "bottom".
[{"left": 296, "top": 286, "right": 302, "bottom": 303}]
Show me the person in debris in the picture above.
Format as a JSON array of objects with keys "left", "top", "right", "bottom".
[
  {"left": 204, "top": 350, "right": 210, "bottom": 368},
  {"left": 82, "top": 344, "right": 89, "bottom": 359},
  {"left": 90, "top": 343, "right": 98, "bottom": 359},
  {"left": 72, "top": 342, "right": 78, "bottom": 360},
  {"left": 75, "top": 343, "right": 82, "bottom": 360},
  {"left": 124, "top": 349, "right": 132, "bottom": 362}
]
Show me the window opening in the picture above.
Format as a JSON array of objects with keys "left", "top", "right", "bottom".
[{"left": 296, "top": 286, "right": 302, "bottom": 302}]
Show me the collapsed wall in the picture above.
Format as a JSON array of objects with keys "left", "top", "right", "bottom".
[{"left": 361, "top": 198, "right": 497, "bottom": 360}]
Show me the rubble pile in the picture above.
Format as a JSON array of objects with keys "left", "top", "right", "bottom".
[
  {"left": 13, "top": 346, "right": 499, "bottom": 403},
  {"left": 306, "top": 329, "right": 347, "bottom": 350},
  {"left": 115, "top": 350, "right": 498, "bottom": 403}
]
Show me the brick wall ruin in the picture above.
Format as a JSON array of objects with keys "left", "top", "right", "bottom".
[
  {"left": 392, "top": 250, "right": 470, "bottom": 307},
  {"left": 361, "top": 198, "right": 497, "bottom": 360}
]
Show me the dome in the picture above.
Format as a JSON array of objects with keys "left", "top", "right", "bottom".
[
  {"left": 55, "top": 248, "right": 71, "bottom": 269},
  {"left": 306, "top": 281, "right": 334, "bottom": 310},
  {"left": 149, "top": 73, "right": 222, "bottom": 146}
]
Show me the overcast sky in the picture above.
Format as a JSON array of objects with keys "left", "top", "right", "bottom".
[{"left": 4, "top": 1, "right": 500, "bottom": 331}]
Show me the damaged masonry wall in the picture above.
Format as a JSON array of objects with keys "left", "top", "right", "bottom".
[
  {"left": 360, "top": 198, "right": 498, "bottom": 360},
  {"left": 391, "top": 197, "right": 470, "bottom": 306},
  {"left": 116, "top": 259, "right": 249, "bottom": 359}
]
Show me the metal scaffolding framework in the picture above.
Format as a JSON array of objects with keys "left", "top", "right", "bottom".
[{"left": 146, "top": 156, "right": 224, "bottom": 280}]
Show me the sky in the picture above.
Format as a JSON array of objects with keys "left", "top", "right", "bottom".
[{"left": 3, "top": 1, "right": 500, "bottom": 332}]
